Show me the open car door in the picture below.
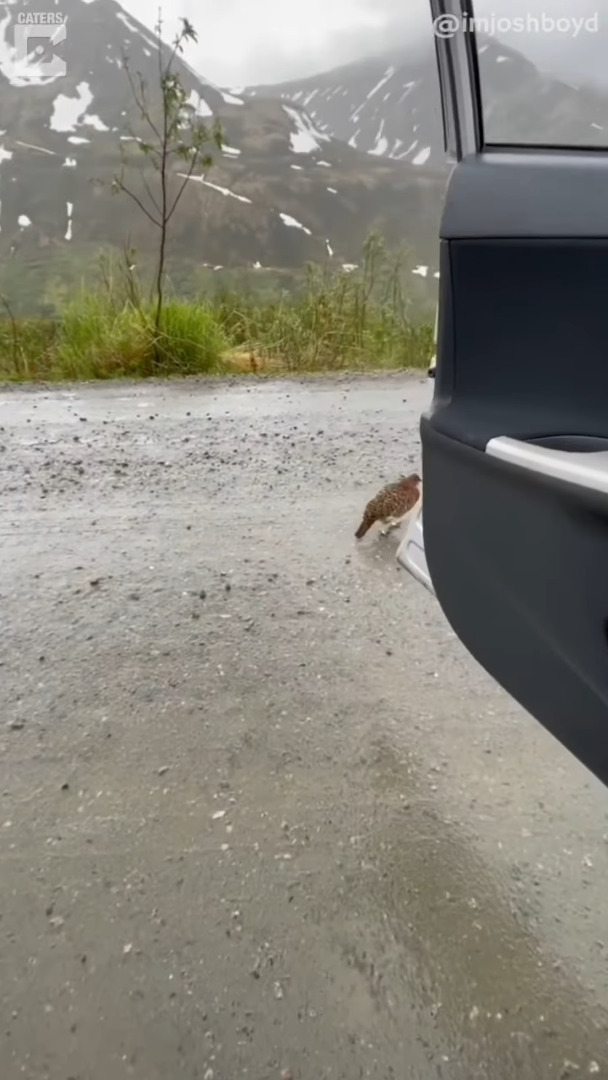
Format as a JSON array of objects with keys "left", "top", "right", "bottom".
[{"left": 399, "top": 0, "right": 608, "bottom": 788}]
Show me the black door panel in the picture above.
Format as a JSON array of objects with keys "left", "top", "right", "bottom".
[
  {"left": 423, "top": 152, "right": 608, "bottom": 784},
  {"left": 422, "top": 421, "right": 608, "bottom": 786},
  {"left": 431, "top": 231, "right": 608, "bottom": 447},
  {"left": 442, "top": 153, "right": 608, "bottom": 237}
]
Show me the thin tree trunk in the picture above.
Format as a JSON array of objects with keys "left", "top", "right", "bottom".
[{"left": 154, "top": 90, "right": 169, "bottom": 366}]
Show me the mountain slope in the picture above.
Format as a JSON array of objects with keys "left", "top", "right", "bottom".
[
  {"left": 245, "top": 42, "right": 444, "bottom": 169},
  {"left": 245, "top": 35, "right": 608, "bottom": 167},
  {"left": 0, "top": 0, "right": 445, "bottom": 282}
]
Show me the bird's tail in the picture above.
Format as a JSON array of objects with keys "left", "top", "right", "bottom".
[{"left": 355, "top": 517, "right": 370, "bottom": 539}]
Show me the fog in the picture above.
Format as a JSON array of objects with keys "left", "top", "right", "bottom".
[{"left": 120, "top": 0, "right": 608, "bottom": 88}]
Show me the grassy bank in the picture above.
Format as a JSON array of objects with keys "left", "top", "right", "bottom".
[{"left": 0, "top": 250, "right": 434, "bottom": 382}]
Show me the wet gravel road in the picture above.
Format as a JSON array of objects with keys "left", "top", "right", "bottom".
[{"left": 2, "top": 373, "right": 608, "bottom": 1080}]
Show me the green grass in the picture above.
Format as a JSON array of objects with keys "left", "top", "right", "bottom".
[
  {"left": 0, "top": 240, "right": 434, "bottom": 382},
  {"left": 0, "top": 295, "right": 228, "bottom": 381}
]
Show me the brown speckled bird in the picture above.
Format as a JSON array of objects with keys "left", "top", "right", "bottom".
[{"left": 355, "top": 473, "right": 422, "bottom": 539}]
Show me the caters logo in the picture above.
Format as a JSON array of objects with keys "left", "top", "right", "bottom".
[{"left": 16, "top": 12, "right": 65, "bottom": 24}]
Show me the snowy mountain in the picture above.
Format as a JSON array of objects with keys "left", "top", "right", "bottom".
[
  {"left": 0, "top": 0, "right": 446, "bottom": 297},
  {"left": 245, "top": 42, "right": 443, "bottom": 169},
  {"left": 245, "top": 35, "right": 608, "bottom": 167}
]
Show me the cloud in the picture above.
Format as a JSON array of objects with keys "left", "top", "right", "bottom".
[
  {"left": 120, "top": 0, "right": 431, "bottom": 84},
  {"left": 119, "top": 0, "right": 607, "bottom": 88}
]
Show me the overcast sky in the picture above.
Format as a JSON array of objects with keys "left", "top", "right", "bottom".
[
  {"left": 118, "top": 0, "right": 604, "bottom": 87},
  {"left": 119, "top": 0, "right": 430, "bottom": 85}
]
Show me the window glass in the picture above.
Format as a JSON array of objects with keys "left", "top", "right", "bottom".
[{"left": 471, "top": 0, "right": 608, "bottom": 146}]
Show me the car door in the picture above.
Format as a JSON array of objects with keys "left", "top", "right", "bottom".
[{"left": 400, "top": 0, "right": 608, "bottom": 787}]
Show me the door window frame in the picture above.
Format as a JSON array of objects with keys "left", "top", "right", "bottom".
[{"left": 430, "top": 0, "right": 484, "bottom": 161}]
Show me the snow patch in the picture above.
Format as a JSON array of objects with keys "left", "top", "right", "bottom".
[
  {"left": 412, "top": 146, "right": 431, "bottom": 166},
  {"left": 50, "top": 82, "right": 93, "bottom": 132},
  {"left": 0, "top": 144, "right": 10, "bottom": 235},
  {"left": 221, "top": 90, "right": 244, "bottom": 105},
  {"left": 370, "top": 137, "right": 388, "bottom": 155},
  {"left": 50, "top": 82, "right": 106, "bottom": 132},
  {"left": 18, "top": 214, "right": 31, "bottom": 228},
  {"left": 290, "top": 164, "right": 303, "bottom": 170},
  {"left": 394, "top": 139, "right": 418, "bottom": 160},
  {"left": 279, "top": 211, "right": 311, "bottom": 235},
  {"left": 116, "top": 10, "right": 141, "bottom": 34},
  {"left": 366, "top": 67, "right": 395, "bottom": 100},
  {"left": 282, "top": 105, "right": 329, "bottom": 154},
  {"left": 16, "top": 141, "right": 57, "bottom": 156},
  {"left": 180, "top": 175, "right": 252, "bottom": 203},
  {"left": 65, "top": 201, "right": 73, "bottom": 241},
  {"left": 412, "top": 265, "right": 428, "bottom": 278},
  {"left": 325, "top": 239, "right": 333, "bottom": 256},
  {"left": 67, "top": 136, "right": 90, "bottom": 145},
  {"left": 186, "top": 89, "right": 213, "bottom": 118},
  {"left": 327, "top": 187, "right": 337, "bottom": 193},
  {"left": 63, "top": 157, "right": 77, "bottom": 167},
  {"left": 222, "top": 144, "right": 241, "bottom": 157},
  {"left": 342, "top": 264, "right": 358, "bottom": 273},
  {"left": 369, "top": 119, "right": 388, "bottom": 156},
  {"left": 83, "top": 112, "right": 109, "bottom": 131}
]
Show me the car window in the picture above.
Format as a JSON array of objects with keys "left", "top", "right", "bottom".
[{"left": 470, "top": 0, "right": 608, "bottom": 147}]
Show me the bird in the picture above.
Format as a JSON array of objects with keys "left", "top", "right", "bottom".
[{"left": 355, "top": 473, "right": 422, "bottom": 540}]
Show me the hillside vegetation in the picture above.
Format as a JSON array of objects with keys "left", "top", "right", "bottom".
[{"left": 0, "top": 237, "right": 434, "bottom": 382}]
